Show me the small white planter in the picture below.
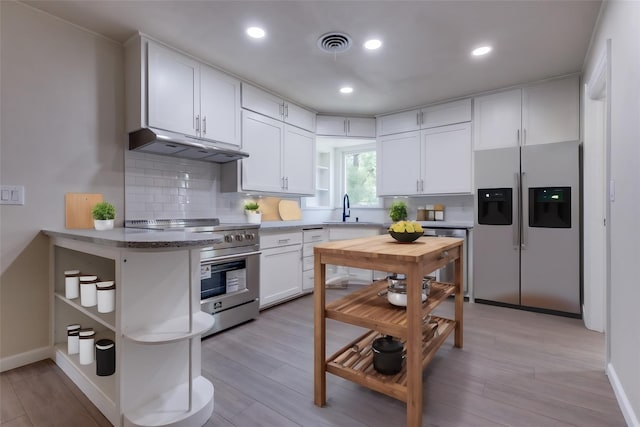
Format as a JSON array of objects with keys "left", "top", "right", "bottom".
[
  {"left": 94, "top": 219, "right": 114, "bottom": 231},
  {"left": 245, "top": 211, "right": 262, "bottom": 224}
]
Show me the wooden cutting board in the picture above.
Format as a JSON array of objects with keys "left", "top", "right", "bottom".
[
  {"left": 259, "top": 197, "right": 282, "bottom": 222},
  {"left": 278, "top": 200, "right": 302, "bottom": 221},
  {"left": 65, "top": 193, "right": 103, "bottom": 229}
]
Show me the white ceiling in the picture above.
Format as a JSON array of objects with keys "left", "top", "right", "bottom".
[{"left": 23, "top": 0, "right": 601, "bottom": 116}]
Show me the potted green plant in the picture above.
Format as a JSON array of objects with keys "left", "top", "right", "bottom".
[
  {"left": 91, "top": 201, "right": 116, "bottom": 231},
  {"left": 244, "top": 201, "right": 262, "bottom": 224},
  {"left": 389, "top": 200, "right": 408, "bottom": 222}
]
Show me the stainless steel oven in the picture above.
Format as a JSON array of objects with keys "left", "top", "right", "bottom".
[
  {"left": 199, "top": 249, "right": 260, "bottom": 336},
  {"left": 125, "top": 219, "right": 260, "bottom": 336}
]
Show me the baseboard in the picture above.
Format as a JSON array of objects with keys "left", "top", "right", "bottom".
[
  {"left": 0, "top": 346, "right": 52, "bottom": 372},
  {"left": 607, "top": 362, "right": 640, "bottom": 426}
]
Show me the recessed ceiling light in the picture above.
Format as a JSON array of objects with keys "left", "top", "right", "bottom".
[
  {"left": 364, "top": 39, "right": 382, "bottom": 50},
  {"left": 246, "top": 27, "right": 265, "bottom": 39},
  {"left": 340, "top": 86, "right": 354, "bottom": 94},
  {"left": 472, "top": 46, "right": 492, "bottom": 56}
]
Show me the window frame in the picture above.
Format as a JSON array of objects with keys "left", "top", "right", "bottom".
[{"left": 335, "top": 142, "right": 381, "bottom": 208}]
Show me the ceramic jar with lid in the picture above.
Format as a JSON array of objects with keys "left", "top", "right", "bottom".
[
  {"left": 64, "top": 270, "right": 80, "bottom": 299},
  {"left": 96, "top": 281, "right": 115, "bottom": 313},
  {"left": 79, "top": 328, "right": 95, "bottom": 365},
  {"left": 95, "top": 339, "right": 115, "bottom": 376},
  {"left": 425, "top": 205, "right": 435, "bottom": 221},
  {"left": 66, "top": 324, "right": 81, "bottom": 355},
  {"left": 79, "top": 275, "right": 98, "bottom": 307}
]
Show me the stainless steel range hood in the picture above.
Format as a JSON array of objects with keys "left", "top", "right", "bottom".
[{"left": 129, "top": 128, "right": 249, "bottom": 163}]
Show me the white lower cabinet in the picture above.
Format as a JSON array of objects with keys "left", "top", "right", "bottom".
[
  {"left": 259, "top": 231, "right": 303, "bottom": 308},
  {"left": 50, "top": 237, "right": 214, "bottom": 427},
  {"left": 302, "top": 228, "right": 329, "bottom": 292}
]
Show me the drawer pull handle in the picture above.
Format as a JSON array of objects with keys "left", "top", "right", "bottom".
[
  {"left": 278, "top": 239, "right": 290, "bottom": 244},
  {"left": 441, "top": 250, "right": 449, "bottom": 259}
]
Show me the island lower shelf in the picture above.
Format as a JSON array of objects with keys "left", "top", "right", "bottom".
[{"left": 326, "top": 316, "right": 455, "bottom": 402}]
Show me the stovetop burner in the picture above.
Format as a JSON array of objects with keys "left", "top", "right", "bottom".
[
  {"left": 124, "top": 218, "right": 259, "bottom": 232},
  {"left": 125, "top": 218, "right": 260, "bottom": 256}
]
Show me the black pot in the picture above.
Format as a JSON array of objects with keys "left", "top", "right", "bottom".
[{"left": 372, "top": 335, "right": 404, "bottom": 375}]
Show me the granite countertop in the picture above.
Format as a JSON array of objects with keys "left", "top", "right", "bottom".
[
  {"left": 258, "top": 220, "right": 473, "bottom": 231},
  {"left": 42, "top": 228, "right": 224, "bottom": 249}
]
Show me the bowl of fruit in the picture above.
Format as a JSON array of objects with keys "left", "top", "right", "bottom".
[{"left": 388, "top": 221, "right": 424, "bottom": 243}]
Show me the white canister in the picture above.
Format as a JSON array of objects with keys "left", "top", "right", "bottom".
[
  {"left": 78, "top": 328, "right": 95, "bottom": 365},
  {"left": 64, "top": 270, "right": 80, "bottom": 299},
  {"left": 67, "top": 324, "right": 81, "bottom": 355},
  {"left": 96, "top": 281, "right": 115, "bottom": 313},
  {"left": 80, "top": 275, "right": 98, "bottom": 307}
]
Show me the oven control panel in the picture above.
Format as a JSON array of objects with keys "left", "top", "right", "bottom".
[{"left": 223, "top": 231, "right": 257, "bottom": 243}]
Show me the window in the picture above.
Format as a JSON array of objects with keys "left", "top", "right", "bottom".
[{"left": 341, "top": 144, "right": 379, "bottom": 207}]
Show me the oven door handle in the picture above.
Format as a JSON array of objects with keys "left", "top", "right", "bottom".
[{"left": 201, "top": 250, "right": 262, "bottom": 264}]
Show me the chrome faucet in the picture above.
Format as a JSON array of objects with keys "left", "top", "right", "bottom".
[{"left": 342, "top": 193, "right": 350, "bottom": 222}]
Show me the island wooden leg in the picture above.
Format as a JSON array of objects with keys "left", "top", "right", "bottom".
[
  {"left": 454, "top": 256, "right": 464, "bottom": 348},
  {"left": 314, "top": 257, "right": 327, "bottom": 406},
  {"left": 406, "top": 264, "right": 423, "bottom": 427}
]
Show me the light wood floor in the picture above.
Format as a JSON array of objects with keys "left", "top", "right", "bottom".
[{"left": 1, "top": 289, "right": 626, "bottom": 427}]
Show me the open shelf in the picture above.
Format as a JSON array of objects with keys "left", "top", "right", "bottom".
[
  {"left": 54, "top": 342, "right": 116, "bottom": 401},
  {"left": 326, "top": 316, "right": 455, "bottom": 402},
  {"left": 123, "top": 311, "right": 215, "bottom": 344},
  {"left": 123, "top": 376, "right": 214, "bottom": 427},
  {"left": 55, "top": 292, "right": 116, "bottom": 331},
  {"left": 54, "top": 343, "right": 118, "bottom": 424},
  {"left": 325, "top": 280, "right": 456, "bottom": 338}
]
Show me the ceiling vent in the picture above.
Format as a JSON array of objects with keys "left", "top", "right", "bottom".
[{"left": 317, "top": 32, "right": 352, "bottom": 54}]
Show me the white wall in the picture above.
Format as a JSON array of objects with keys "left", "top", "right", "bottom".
[
  {"left": 0, "top": 2, "right": 124, "bottom": 360},
  {"left": 583, "top": 1, "right": 640, "bottom": 424}
]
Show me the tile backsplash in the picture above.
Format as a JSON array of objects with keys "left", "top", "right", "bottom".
[
  {"left": 125, "top": 150, "right": 474, "bottom": 224},
  {"left": 125, "top": 151, "right": 289, "bottom": 222},
  {"left": 125, "top": 151, "right": 221, "bottom": 220}
]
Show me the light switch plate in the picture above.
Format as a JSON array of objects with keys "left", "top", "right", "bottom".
[{"left": 0, "top": 185, "right": 25, "bottom": 205}]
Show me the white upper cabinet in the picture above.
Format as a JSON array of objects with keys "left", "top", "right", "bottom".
[
  {"left": 199, "top": 65, "right": 241, "bottom": 146},
  {"left": 473, "top": 89, "right": 522, "bottom": 150},
  {"left": 126, "top": 36, "right": 242, "bottom": 146},
  {"left": 316, "top": 116, "right": 376, "bottom": 138},
  {"left": 474, "top": 75, "right": 579, "bottom": 150},
  {"left": 147, "top": 42, "right": 199, "bottom": 137},
  {"left": 422, "top": 123, "right": 472, "bottom": 194},
  {"left": 377, "top": 131, "right": 422, "bottom": 196},
  {"left": 377, "top": 99, "right": 471, "bottom": 136},
  {"left": 241, "top": 83, "right": 316, "bottom": 132},
  {"left": 241, "top": 111, "right": 284, "bottom": 193},
  {"left": 283, "top": 125, "right": 316, "bottom": 195},
  {"left": 377, "top": 123, "right": 472, "bottom": 196},
  {"left": 240, "top": 110, "right": 315, "bottom": 195},
  {"left": 522, "top": 76, "right": 579, "bottom": 146}
]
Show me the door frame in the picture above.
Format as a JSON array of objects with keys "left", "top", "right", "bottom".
[{"left": 584, "top": 40, "right": 611, "bottom": 363}]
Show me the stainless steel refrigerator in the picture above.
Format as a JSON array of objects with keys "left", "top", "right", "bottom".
[{"left": 473, "top": 141, "right": 580, "bottom": 315}]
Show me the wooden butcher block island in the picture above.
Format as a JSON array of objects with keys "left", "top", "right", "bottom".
[{"left": 313, "top": 234, "right": 464, "bottom": 427}]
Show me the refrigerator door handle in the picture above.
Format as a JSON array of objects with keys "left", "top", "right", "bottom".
[
  {"left": 521, "top": 171, "right": 527, "bottom": 249},
  {"left": 514, "top": 172, "right": 520, "bottom": 250}
]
